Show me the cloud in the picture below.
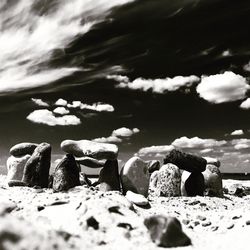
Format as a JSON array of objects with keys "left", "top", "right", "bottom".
[
  {"left": 231, "top": 139, "right": 250, "bottom": 150},
  {"left": 81, "top": 103, "right": 114, "bottom": 112},
  {"left": 230, "top": 129, "right": 244, "bottom": 136},
  {"left": 172, "top": 136, "right": 227, "bottom": 149},
  {"left": 53, "top": 107, "right": 70, "bottom": 115},
  {"left": 27, "top": 109, "right": 81, "bottom": 126},
  {"left": 138, "top": 145, "right": 175, "bottom": 156},
  {"left": 240, "top": 98, "right": 250, "bottom": 109},
  {"left": 55, "top": 98, "right": 68, "bottom": 106},
  {"left": 93, "top": 127, "right": 139, "bottom": 143},
  {"left": 31, "top": 98, "right": 49, "bottom": 107},
  {"left": 196, "top": 71, "right": 249, "bottom": 104},
  {"left": 109, "top": 74, "right": 200, "bottom": 93}
]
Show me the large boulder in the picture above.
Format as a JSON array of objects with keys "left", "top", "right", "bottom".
[
  {"left": 149, "top": 163, "right": 181, "bottom": 197},
  {"left": 203, "top": 157, "right": 221, "bottom": 168},
  {"left": 76, "top": 156, "right": 105, "bottom": 168},
  {"left": 181, "top": 171, "right": 205, "bottom": 196},
  {"left": 98, "top": 160, "right": 121, "bottom": 192},
  {"left": 61, "top": 140, "right": 118, "bottom": 160},
  {"left": 164, "top": 149, "right": 206, "bottom": 172},
  {"left": 120, "top": 157, "right": 150, "bottom": 197},
  {"left": 6, "top": 155, "right": 30, "bottom": 182},
  {"left": 53, "top": 154, "right": 81, "bottom": 192},
  {"left": 22, "top": 143, "right": 51, "bottom": 188},
  {"left": 203, "top": 164, "right": 223, "bottom": 197},
  {"left": 9, "top": 143, "right": 38, "bottom": 157},
  {"left": 144, "top": 215, "right": 191, "bottom": 247}
]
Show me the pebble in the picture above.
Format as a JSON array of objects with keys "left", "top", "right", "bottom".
[
  {"left": 125, "top": 191, "right": 149, "bottom": 206},
  {"left": 202, "top": 221, "right": 212, "bottom": 227}
]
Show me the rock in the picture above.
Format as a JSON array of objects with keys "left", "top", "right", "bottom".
[
  {"left": 0, "top": 201, "right": 17, "bottom": 216},
  {"left": 22, "top": 143, "right": 51, "bottom": 188},
  {"left": 8, "top": 180, "right": 27, "bottom": 187},
  {"left": 98, "top": 160, "right": 121, "bottom": 192},
  {"left": 120, "top": 156, "right": 150, "bottom": 197},
  {"left": 61, "top": 139, "right": 118, "bottom": 160},
  {"left": 125, "top": 191, "right": 149, "bottom": 206},
  {"left": 144, "top": 215, "right": 191, "bottom": 248},
  {"left": 80, "top": 172, "right": 92, "bottom": 186},
  {"left": 163, "top": 149, "right": 206, "bottom": 172},
  {"left": 10, "top": 142, "right": 38, "bottom": 157},
  {"left": 147, "top": 160, "right": 160, "bottom": 174},
  {"left": 76, "top": 156, "right": 105, "bottom": 168},
  {"left": 203, "top": 164, "right": 223, "bottom": 197},
  {"left": 53, "top": 154, "right": 81, "bottom": 192},
  {"left": 6, "top": 155, "right": 30, "bottom": 182},
  {"left": 181, "top": 171, "right": 205, "bottom": 196},
  {"left": 225, "top": 183, "right": 246, "bottom": 197},
  {"left": 149, "top": 163, "right": 181, "bottom": 197},
  {"left": 203, "top": 157, "right": 220, "bottom": 168}
]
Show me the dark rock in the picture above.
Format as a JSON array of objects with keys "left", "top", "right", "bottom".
[
  {"left": 144, "top": 215, "right": 191, "bottom": 248},
  {"left": 108, "top": 206, "right": 123, "bottom": 215},
  {"left": 48, "top": 175, "right": 54, "bottom": 188},
  {"left": 52, "top": 154, "right": 81, "bottom": 192},
  {"left": 10, "top": 143, "right": 38, "bottom": 157},
  {"left": 22, "top": 143, "right": 51, "bottom": 188},
  {"left": 120, "top": 157, "right": 150, "bottom": 197},
  {"left": 80, "top": 172, "right": 92, "bottom": 186},
  {"left": 147, "top": 160, "right": 160, "bottom": 174},
  {"left": 86, "top": 216, "right": 99, "bottom": 230},
  {"left": 201, "top": 221, "right": 211, "bottom": 227},
  {"left": 117, "top": 223, "right": 133, "bottom": 230},
  {"left": 98, "top": 160, "right": 121, "bottom": 192},
  {"left": 164, "top": 149, "right": 206, "bottom": 173},
  {"left": 181, "top": 171, "right": 205, "bottom": 196},
  {"left": 8, "top": 180, "right": 28, "bottom": 187}
]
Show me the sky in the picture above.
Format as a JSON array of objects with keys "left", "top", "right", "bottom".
[{"left": 0, "top": 0, "right": 250, "bottom": 174}]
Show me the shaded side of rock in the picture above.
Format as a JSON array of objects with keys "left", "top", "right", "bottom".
[
  {"left": 61, "top": 139, "right": 118, "bottom": 160},
  {"left": 53, "top": 154, "right": 80, "bottom": 192},
  {"left": 149, "top": 164, "right": 181, "bottom": 197},
  {"left": 120, "top": 156, "right": 150, "bottom": 197},
  {"left": 144, "top": 215, "right": 191, "bottom": 248},
  {"left": 22, "top": 143, "right": 51, "bottom": 188},
  {"left": 203, "top": 164, "right": 223, "bottom": 197},
  {"left": 98, "top": 160, "right": 121, "bottom": 192},
  {"left": 181, "top": 171, "right": 205, "bottom": 196},
  {"left": 76, "top": 157, "right": 105, "bottom": 168},
  {"left": 164, "top": 149, "right": 206, "bottom": 172},
  {"left": 10, "top": 142, "right": 38, "bottom": 157},
  {"left": 147, "top": 160, "right": 160, "bottom": 174},
  {"left": 6, "top": 155, "right": 30, "bottom": 182}
]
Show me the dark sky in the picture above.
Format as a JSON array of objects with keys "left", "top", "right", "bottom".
[{"left": 0, "top": 0, "right": 250, "bottom": 174}]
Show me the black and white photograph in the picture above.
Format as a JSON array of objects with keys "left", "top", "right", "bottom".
[{"left": 0, "top": 0, "right": 250, "bottom": 249}]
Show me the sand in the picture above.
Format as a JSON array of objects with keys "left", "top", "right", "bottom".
[{"left": 0, "top": 175, "right": 250, "bottom": 250}]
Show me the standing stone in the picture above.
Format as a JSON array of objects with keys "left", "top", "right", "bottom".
[
  {"left": 6, "top": 155, "right": 30, "bottom": 182},
  {"left": 181, "top": 171, "right": 205, "bottom": 196},
  {"left": 147, "top": 160, "right": 160, "bottom": 174},
  {"left": 10, "top": 143, "right": 38, "bottom": 157},
  {"left": 98, "top": 160, "right": 121, "bottom": 192},
  {"left": 149, "top": 163, "right": 181, "bottom": 197},
  {"left": 164, "top": 149, "right": 206, "bottom": 172},
  {"left": 61, "top": 140, "right": 118, "bottom": 160},
  {"left": 144, "top": 215, "right": 191, "bottom": 248},
  {"left": 53, "top": 154, "right": 81, "bottom": 192},
  {"left": 22, "top": 143, "right": 51, "bottom": 188},
  {"left": 203, "top": 164, "right": 223, "bottom": 197},
  {"left": 120, "top": 157, "right": 150, "bottom": 197}
]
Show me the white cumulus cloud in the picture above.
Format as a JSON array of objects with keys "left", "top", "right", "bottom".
[
  {"left": 138, "top": 145, "right": 175, "bottom": 156},
  {"left": 196, "top": 71, "right": 249, "bottom": 104},
  {"left": 231, "top": 129, "right": 244, "bottom": 136},
  {"left": 53, "top": 107, "right": 70, "bottom": 115},
  {"left": 240, "top": 98, "right": 250, "bottom": 109},
  {"left": 27, "top": 109, "right": 81, "bottom": 126},
  {"left": 172, "top": 136, "right": 227, "bottom": 149},
  {"left": 109, "top": 74, "right": 200, "bottom": 93},
  {"left": 55, "top": 98, "right": 68, "bottom": 106},
  {"left": 31, "top": 98, "right": 49, "bottom": 107}
]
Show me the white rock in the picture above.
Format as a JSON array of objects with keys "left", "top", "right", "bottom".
[{"left": 125, "top": 191, "right": 149, "bottom": 206}]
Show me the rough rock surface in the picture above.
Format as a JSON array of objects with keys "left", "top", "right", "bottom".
[
  {"left": 53, "top": 154, "right": 81, "bottom": 192},
  {"left": 203, "top": 165, "right": 223, "bottom": 197},
  {"left": 10, "top": 143, "right": 38, "bottom": 157},
  {"left": 61, "top": 140, "right": 118, "bottom": 160},
  {"left": 164, "top": 149, "right": 207, "bottom": 172},
  {"left": 120, "top": 157, "right": 150, "bottom": 197},
  {"left": 144, "top": 215, "right": 191, "bottom": 247},
  {"left": 22, "top": 143, "right": 51, "bottom": 188},
  {"left": 98, "top": 160, "right": 121, "bottom": 192},
  {"left": 149, "top": 164, "right": 181, "bottom": 197},
  {"left": 181, "top": 171, "right": 205, "bottom": 196},
  {"left": 6, "top": 155, "right": 30, "bottom": 182}
]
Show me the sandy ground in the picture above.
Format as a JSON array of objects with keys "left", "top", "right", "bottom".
[{"left": 0, "top": 175, "right": 250, "bottom": 250}]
